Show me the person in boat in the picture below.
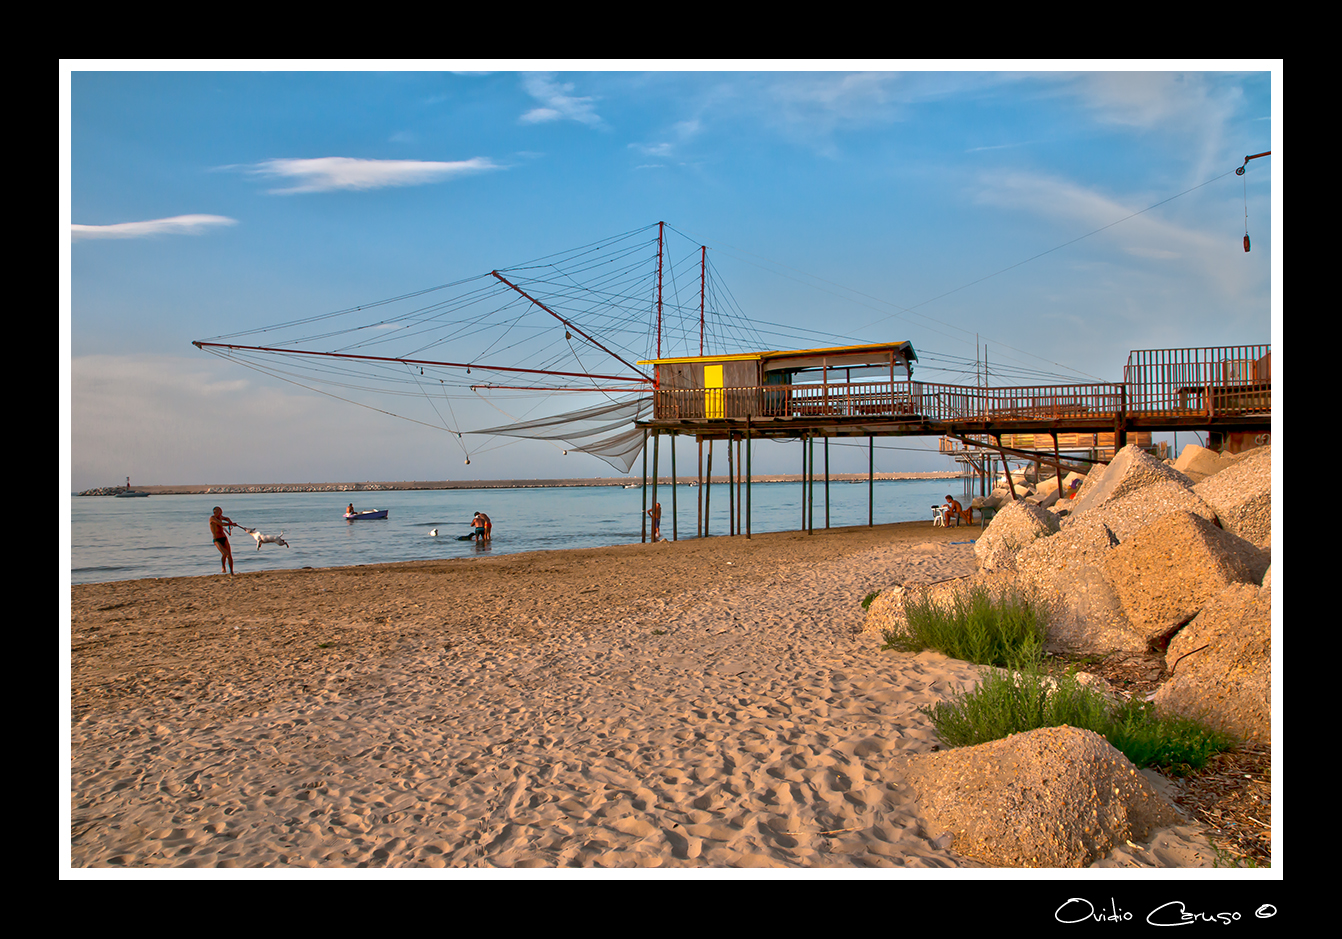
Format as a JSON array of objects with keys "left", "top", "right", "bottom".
[
  {"left": 210, "top": 506, "right": 237, "bottom": 575},
  {"left": 646, "top": 501, "right": 662, "bottom": 541},
  {"left": 347, "top": 503, "right": 356, "bottom": 515},
  {"left": 943, "top": 494, "right": 970, "bottom": 527}
]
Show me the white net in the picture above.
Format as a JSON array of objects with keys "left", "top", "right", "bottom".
[{"left": 469, "top": 396, "right": 652, "bottom": 473}]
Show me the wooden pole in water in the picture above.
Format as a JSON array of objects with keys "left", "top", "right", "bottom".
[
  {"left": 868, "top": 435, "right": 874, "bottom": 526},
  {"left": 697, "top": 438, "right": 704, "bottom": 538},
  {"left": 704, "top": 440, "right": 714, "bottom": 537},
  {"left": 815, "top": 437, "right": 826, "bottom": 531},
  {"left": 808, "top": 435, "right": 815, "bottom": 534},
  {"left": 641, "top": 429, "right": 648, "bottom": 542},
  {"left": 799, "top": 434, "right": 806, "bottom": 532},
  {"left": 671, "top": 431, "right": 678, "bottom": 541},
  {"left": 736, "top": 435, "right": 743, "bottom": 536},
  {"left": 651, "top": 431, "right": 660, "bottom": 540},
  {"left": 730, "top": 426, "right": 740, "bottom": 531},
  {"left": 745, "top": 416, "right": 752, "bottom": 539}
]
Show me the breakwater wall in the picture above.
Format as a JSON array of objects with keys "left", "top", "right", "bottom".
[{"left": 77, "top": 471, "right": 958, "bottom": 497}]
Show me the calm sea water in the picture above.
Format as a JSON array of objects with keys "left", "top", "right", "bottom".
[{"left": 67, "top": 478, "right": 962, "bottom": 585}]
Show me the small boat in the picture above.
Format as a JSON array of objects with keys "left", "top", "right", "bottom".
[
  {"left": 344, "top": 509, "right": 388, "bottom": 520},
  {"left": 116, "top": 489, "right": 150, "bottom": 498}
]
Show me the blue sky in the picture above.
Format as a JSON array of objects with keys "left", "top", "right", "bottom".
[{"left": 62, "top": 64, "right": 1279, "bottom": 490}]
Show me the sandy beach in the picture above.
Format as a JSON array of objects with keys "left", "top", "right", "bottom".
[{"left": 68, "top": 521, "right": 1216, "bottom": 870}]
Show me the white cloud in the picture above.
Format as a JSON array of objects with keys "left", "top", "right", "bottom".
[
  {"left": 519, "top": 74, "right": 602, "bottom": 126},
  {"left": 248, "top": 156, "right": 500, "bottom": 194},
  {"left": 71, "top": 214, "right": 237, "bottom": 242}
]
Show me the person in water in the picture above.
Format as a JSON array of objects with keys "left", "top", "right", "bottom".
[
  {"left": 210, "top": 506, "right": 237, "bottom": 574},
  {"left": 471, "top": 512, "right": 487, "bottom": 541},
  {"left": 479, "top": 512, "right": 492, "bottom": 542}
]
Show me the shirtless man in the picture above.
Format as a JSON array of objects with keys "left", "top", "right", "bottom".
[
  {"left": 944, "top": 494, "right": 970, "bottom": 527},
  {"left": 647, "top": 502, "right": 662, "bottom": 541},
  {"left": 210, "top": 506, "right": 238, "bottom": 574}
]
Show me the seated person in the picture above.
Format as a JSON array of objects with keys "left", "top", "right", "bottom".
[{"left": 944, "top": 495, "right": 971, "bottom": 527}]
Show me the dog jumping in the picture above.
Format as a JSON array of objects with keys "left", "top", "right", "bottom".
[{"left": 245, "top": 528, "right": 289, "bottom": 550}]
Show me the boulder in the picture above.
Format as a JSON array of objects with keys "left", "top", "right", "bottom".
[
  {"left": 1101, "top": 511, "right": 1269, "bottom": 648},
  {"left": 1076, "top": 478, "right": 1220, "bottom": 543},
  {"left": 1067, "top": 444, "right": 1196, "bottom": 521},
  {"left": 1013, "top": 517, "right": 1144, "bottom": 654},
  {"left": 1194, "top": 445, "right": 1272, "bottom": 548},
  {"left": 1036, "top": 470, "right": 1088, "bottom": 498},
  {"left": 901, "top": 726, "right": 1186, "bottom": 867},
  {"left": 1025, "top": 488, "right": 1061, "bottom": 509},
  {"left": 1173, "top": 443, "right": 1239, "bottom": 484},
  {"left": 974, "top": 501, "right": 1060, "bottom": 572},
  {"left": 1152, "top": 579, "right": 1272, "bottom": 745},
  {"left": 861, "top": 585, "right": 910, "bottom": 637}
]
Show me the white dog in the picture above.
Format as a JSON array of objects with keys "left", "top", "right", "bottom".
[{"left": 245, "top": 528, "right": 289, "bottom": 550}]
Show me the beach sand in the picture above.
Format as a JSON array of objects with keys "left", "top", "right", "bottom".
[{"left": 68, "top": 522, "right": 1214, "bottom": 870}]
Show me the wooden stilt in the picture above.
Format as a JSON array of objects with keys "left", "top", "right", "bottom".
[
  {"left": 671, "top": 431, "right": 678, "bottom": 541},
  {"left": 745, "top": 416, "right": 752, "bottom": 540},
  {"left": 651, "top": 431, "right": 660, "bottom": 541},
  {"left": 730, "top": 431, "right": 740, "bottom": 536},
  {"left": 824, "top": 436, "right": 830, "bottom": 529},
  {"left": 697, "top": 438, "right": 704, "bottom": 538},
  {"left": 869, "top": 435, "right": 874, "bottom": 527},
  {"left": 704, "top": 440, "right": 713, "bottom": 538}
]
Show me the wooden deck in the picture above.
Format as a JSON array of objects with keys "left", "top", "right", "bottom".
[{"left": 642, "top": 344, "right": 1271, "bottom": 445}]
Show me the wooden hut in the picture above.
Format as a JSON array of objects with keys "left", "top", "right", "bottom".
[{"left": 643, "top": 341, "right": 918, "bottom": 425}]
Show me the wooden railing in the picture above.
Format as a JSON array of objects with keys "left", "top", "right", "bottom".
[
  {"left": 1124, "top": 345, "right": 1271, "bottom": 417},
  {"left": 653, "top": 380, "right": 1126, "bottom": 422},
  {"left": 650, "top": 346, "right": 1270, "bottom": 426}
]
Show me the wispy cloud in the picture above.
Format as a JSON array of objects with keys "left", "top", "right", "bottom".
[
  {"left": 247, "top": 156, "right": 500, "bottom": 194},
  {"left": 519, "top": 74, "right": 603, "bottom": 126},
  {"left": 70, "top": 214, "right": 237, "bottom": 242},
  {"left": 973, "top": 170, "right": 1247, "bottom": 294}
]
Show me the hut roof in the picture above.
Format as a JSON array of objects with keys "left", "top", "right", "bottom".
[{"left": 639, "top": 341, "right": 917, "bottom": 370}]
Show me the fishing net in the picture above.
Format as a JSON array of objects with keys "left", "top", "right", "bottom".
[{"left": 469, "top": 396, "right": 652, "bottom": 473}]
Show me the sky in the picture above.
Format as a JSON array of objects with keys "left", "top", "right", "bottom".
[{"left": 61, "top": 63, "right": 1280, "bottom": 491}]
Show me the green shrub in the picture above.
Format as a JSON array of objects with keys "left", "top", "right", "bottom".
[
  {"left": 920, "top": 664, "right": 1108, "bottom": 749},
  {"left": 920, "top": 666, "right": 1235, "bottom": 774},
  {"left": 882, "top": 583, "right": 1048, "bottom": 671},
  {"left": 1100, "top": 698, "right": 1236, "bottom": 775}
]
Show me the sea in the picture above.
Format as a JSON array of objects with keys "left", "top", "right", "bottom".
[{"left": 67, "top": 478, "right": 964, "bottom": 585}]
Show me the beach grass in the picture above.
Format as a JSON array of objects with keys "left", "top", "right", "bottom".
[
  {"left": 880, "top": 582, "right": 1048, "bottom": 671},
  {"left": 921, "top": 664, "right": 1236, "bottom": 774}
]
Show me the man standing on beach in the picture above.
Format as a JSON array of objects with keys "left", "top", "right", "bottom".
[
  {"left": 647, "top": 501, "right": 662, "bottom": 541},
  {"left": 210, "top": 506, "right": 237, "bottom": 574}
]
